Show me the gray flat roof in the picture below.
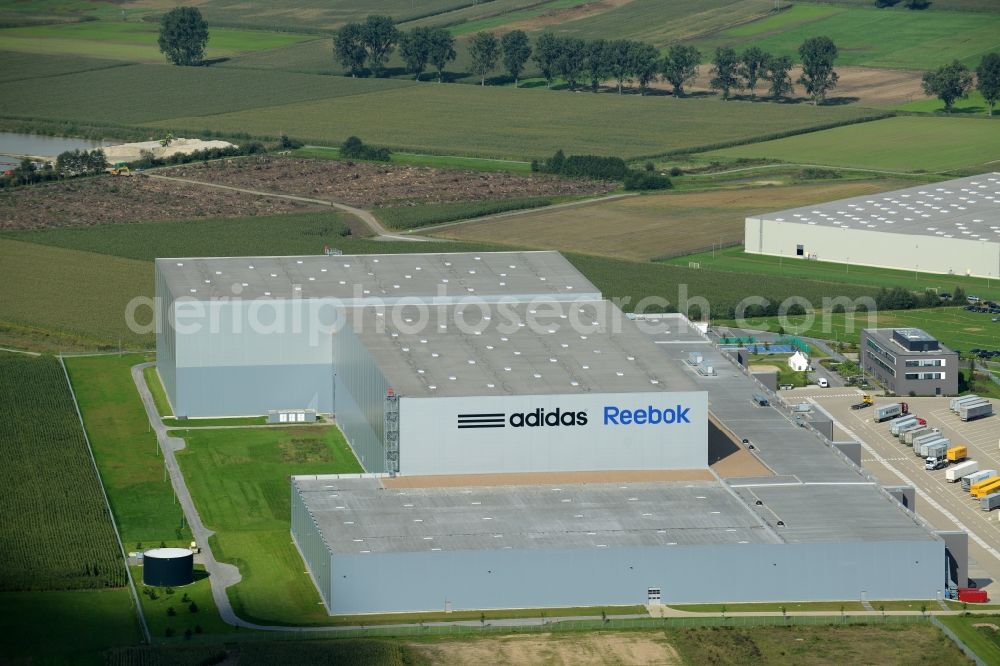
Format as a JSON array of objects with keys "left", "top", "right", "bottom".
[
  {"left": 298, "top": 314, "right": 935, "bottom": 555},
  {"left": 865, "top": 328, "right": 954, "bottom": 355},
  {"left": 731, "top": 482, "right": 934, "bottom": 543},
  {"left": 155, "top": 251, "right": 600, "bottom": 302},
  {"left": 752, "top": 173, "right": 1000, "bottom": 242},
  {"left": 343, "top": 302, "right": 700, "bottom": 397},
  {"left": 638, "top": 319, "right": 934, "bottom": 542},
  {"left": 294, "top": 476, "right": 780, "bottom": 555}
]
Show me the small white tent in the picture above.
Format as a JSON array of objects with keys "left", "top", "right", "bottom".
[{"left": 788, "top": 350, "right": 809, "bottom": 372}]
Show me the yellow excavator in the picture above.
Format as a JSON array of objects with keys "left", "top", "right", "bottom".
[{"left": 106, "top": 162, "right": 130, "bottom": 176}]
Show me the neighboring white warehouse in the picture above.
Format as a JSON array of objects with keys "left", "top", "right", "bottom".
[{"left": 744, "top": 173, "right": 1000, "bottom": 278}]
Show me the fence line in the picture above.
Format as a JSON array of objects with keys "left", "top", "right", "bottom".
[
  {"left": 652, "top": 241, "right": 742, "bottom": 262},
  {"left": 931, "top": 616, "right": 987, "bottom": 666}
]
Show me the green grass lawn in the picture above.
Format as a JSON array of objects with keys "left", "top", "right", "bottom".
[
  {"left": 0, "top": 62, "right": 415, "bottom": 126},
  {"left": 65, "top": 353, "right": 191, "bottom": 548},
  {"left": 326, "top": 605, "right": 649, "bottom": 626},
  {"left": 292, "top": 146, "right": 533, "bottom": 173},
  {"left": 670, "top": 601, "right": 867, "bottom": 612},
  {"left": 134, "top": 565, "right": 238, "bottom": 640},
  {"left": 662, "top": 247, "right": 1000, "bottom": 302},
  {"left": 0, "top": 239, "right": 153, "bottom": 348},
  {"left": 144, "top": 365, "right": 172, "bottom": 417},
  {"left": 147, "top": 83, "right": 884, "bottom": 160},
  {"left": 0, "top": 50, "right": 127, "bottom": 83},
  {"left": 938, "top": 614, "right": 1000, "bottom": 665},
  {"left": 898, "top": 90, "right": 993, "bottom": 115},
  {"left": 0, "top": 20, "right": 311, "bottom": 62},
  {"left": 174, "top": 426, "right": 362, "bottom": 625},
  {"left": 726, "top": 308, "right": 999, "bottom": 352},
  {"left": 2, "top": 212, "right": 352, "bottom": 264},
  {"left": 108, "top": 639, "right": 409, "bottom": 665},
  {"left": 704, "top": 116, "right": 1000, "bottom": 173},
  {"left": 532, "top": 0, "right": 782, "bottom": 48},
  {"left": 692, "top": 4, "right": 1000, "bottom": 70},
  {"left": 744, "top": 353, "right": 810, "bottom": 387},
  {"left": 164, "top": 417, "right": 270, "bottom": 428},
  {"left": 373, "top": 196, "right": 563, "bottom": 230},
  {"left": 0, "top": 588, "right": 141, "bottom": 666},
  {"left": 195, "top": 0, "right": 545, "bottom": 32}
]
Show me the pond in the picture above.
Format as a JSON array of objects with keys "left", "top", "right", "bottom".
[{"left": 0, "top": 131, "right": 113, "bottom": 168}]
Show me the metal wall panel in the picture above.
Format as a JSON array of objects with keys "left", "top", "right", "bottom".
[
  {"left": 332, "top": 321, "right": 389, "bottom": 473},
  {"left": 155, "top": 263, "right": 177, "bottom": 412},
  {"left": 327, "top": 539, "right": 944, "bottom": 614},
  {"left": 290, "top": 484, "right": 334, "bottom": 611},
  {"left": 168, "top": 298, "right": 336, "bottom": 416},
  {"left": 174, "top": 364, "right": 332, "bottom": 417}
]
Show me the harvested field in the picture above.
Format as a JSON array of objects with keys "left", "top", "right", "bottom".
[
  {"left": 162, "top": 157, "right": 614, "bottom": 208},
  {"left": 0, "top": 174, "right": 317, "bottom": 229},
  {"left": 434, "top": 180, "right": 907, "bottom": 260},
  {"left": 407, "top": 632, "right": 682, "bottom": 666},
  {"left": 681, "top": 65, "right": 925, "bottom": 108}
]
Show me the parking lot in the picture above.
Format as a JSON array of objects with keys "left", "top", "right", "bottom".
[{"left": 784, "top": 387, "right": 1000, "bottom": 592}]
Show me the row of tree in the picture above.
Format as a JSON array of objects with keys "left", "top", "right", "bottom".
[
  {"left": 334, "top": 16, "right": 843, "bottom": 104},
  {"left": 922, "top": 53, "right": 1000, "bottom": 115}
]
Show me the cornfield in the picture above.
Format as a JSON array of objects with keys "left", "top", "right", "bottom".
[
  {"left": 0, "top": 353, "right": 126, "bottom": 590},
  {"left": 104, "top": 640, "right": 407, "bottom": 666}
]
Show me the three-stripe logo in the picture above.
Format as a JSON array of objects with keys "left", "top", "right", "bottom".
[{"left": 457, "top": 412, "right": 506, "bottom": 429}]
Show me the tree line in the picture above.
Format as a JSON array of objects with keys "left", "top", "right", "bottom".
[
  {"left": 1, "top": 149, "right": 107, "bottom": 188},
  {"left": 334, "top": 16, "right": 843, "bottom": 104},
  {"left": 922, "top": 52, "right": 1000, "bottom": 115}
]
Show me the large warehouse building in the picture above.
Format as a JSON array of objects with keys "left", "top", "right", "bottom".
[
  {"left": 745, "top": 173, "right": 1000, "bottom": 277},
  {"left": 155, "top": 251, "right": 599, "bottom": 417},
  {"left": 156, "top": 251, "right": 965, "bottom": 615},
  {"left": 290, "top": 313, "right": 959, "bottom": 614}
]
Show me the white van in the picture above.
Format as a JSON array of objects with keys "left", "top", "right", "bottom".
[{"left": 817, "top": 378, "right": 829, "bottom": 388}]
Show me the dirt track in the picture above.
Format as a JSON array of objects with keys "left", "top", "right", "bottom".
[
  {"left": 0, "top": 174, "right": 317, "bottom": 229},
  {"left": 162, "top": 157, "right": 615, "bottom": 208}
]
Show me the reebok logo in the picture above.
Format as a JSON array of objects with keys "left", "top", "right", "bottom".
[{"left": 603, "top": 405, "right": 691, "bottom": 425}]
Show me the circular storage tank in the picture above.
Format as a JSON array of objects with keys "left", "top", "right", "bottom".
[{"left": 143, "top": 548, "right": 194, "bottom": 587}]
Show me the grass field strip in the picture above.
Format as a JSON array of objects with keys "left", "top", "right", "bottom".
[{"left": 59, "top": 355, "right": 149, "bottom": 643}]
